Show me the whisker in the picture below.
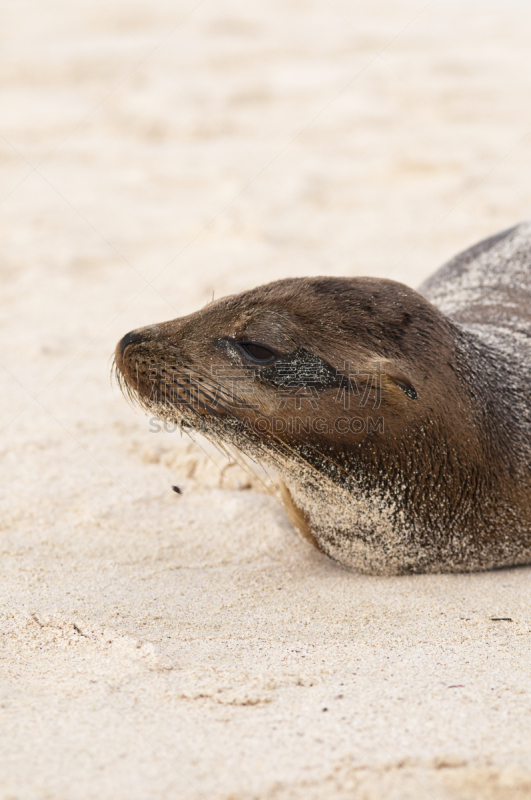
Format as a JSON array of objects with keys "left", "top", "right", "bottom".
[{"left": 115, "top": 359, "right": 353, "bottom": 497}]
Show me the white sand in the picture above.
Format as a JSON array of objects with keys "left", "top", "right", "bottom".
[{"left": 2, "top": 1, "right": 531, "bottom": 798}]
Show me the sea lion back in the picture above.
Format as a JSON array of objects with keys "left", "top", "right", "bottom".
[{"left": 419, "top": 221, "right": 531, "bottom": 343}]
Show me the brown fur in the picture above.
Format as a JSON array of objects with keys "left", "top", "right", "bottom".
[{"left": 114, "top": 224, "right": 531, "bottom": 574}]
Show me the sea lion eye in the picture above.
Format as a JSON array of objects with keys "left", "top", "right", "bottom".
[{"left": 236, "top": 341, "right": 277, "bottom": 363}]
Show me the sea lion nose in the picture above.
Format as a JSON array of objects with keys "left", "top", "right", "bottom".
[{"left": 120, "top": 331, "right": 143, "bottom": 358}]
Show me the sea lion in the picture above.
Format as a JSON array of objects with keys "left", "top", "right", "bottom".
[{"left": 114, "top": 221, "right": 531, "bottom": 574}]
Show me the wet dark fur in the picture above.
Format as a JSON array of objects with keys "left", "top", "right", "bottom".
[{"left": 114, "top": 222, "right": 531, "bottom": 574}]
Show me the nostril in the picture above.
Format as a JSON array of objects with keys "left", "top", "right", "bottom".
[{"left": 120, "top": 331, "right": 143, "bottom": 358}]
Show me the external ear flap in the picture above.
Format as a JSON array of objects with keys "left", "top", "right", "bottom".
[
  {"left": 391, "top": 375, "right": 418, "bottom": 400},
  {"left": 380, "top": 360, "right": 418, "bottom": 400}
]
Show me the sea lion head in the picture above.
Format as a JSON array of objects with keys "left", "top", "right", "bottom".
[
  {"left": 114, "top": 277, "right": 460, "bottom": 458},
  {"left": 114, "top": 276, "right": 475, "bottom": 572}
]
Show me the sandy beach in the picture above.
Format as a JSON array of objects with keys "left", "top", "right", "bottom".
[{"left": 2, "top": 1, "right": 531, "bottom": 797}]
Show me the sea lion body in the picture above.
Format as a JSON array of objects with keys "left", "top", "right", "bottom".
[{"left": 115, "top": 222, "right": 531, "bottom": 574}]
